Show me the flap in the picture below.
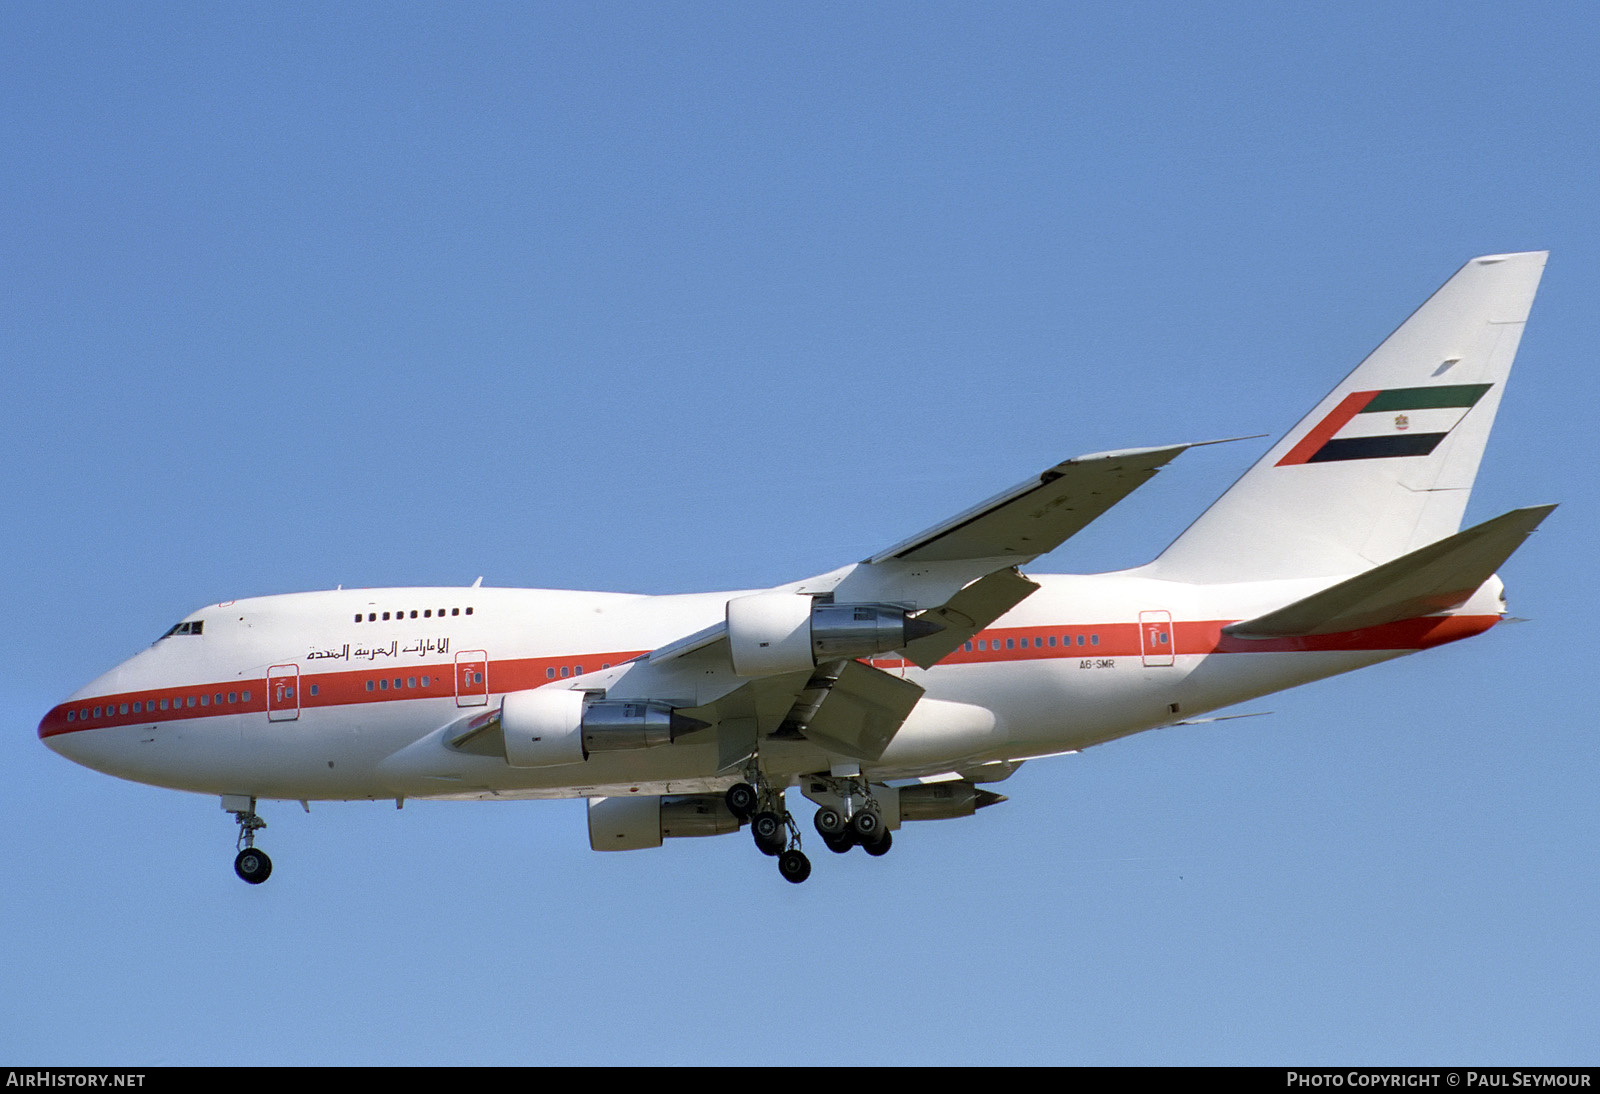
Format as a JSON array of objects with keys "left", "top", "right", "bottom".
[
  {"left": 901, "top": 568, "right": 1040, "bottom": 669},
  {"left": 793, "top": 660, "right": 925, "bottom": 762}
]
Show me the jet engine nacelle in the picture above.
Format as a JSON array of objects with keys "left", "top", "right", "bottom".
[
  {"left": 725, "top": 592, "right": 939, "bottom": 677},
  {"left": 898, "top": 780, "right": 1008, "bottom": 822},
  {"left": 587, "top": 795, "right": 742, "bottom": 851},
  {"left": 501, "top": 689, "right": 701, "bottom": 768}
]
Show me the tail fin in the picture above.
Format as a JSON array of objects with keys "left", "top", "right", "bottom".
[{"left": 1151, "top": 251, "right": 1547, "bottom": 583}]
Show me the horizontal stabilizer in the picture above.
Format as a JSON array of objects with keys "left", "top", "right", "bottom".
[{"left": 1225, "top": 504, "right": 1555, "bottom": 639}]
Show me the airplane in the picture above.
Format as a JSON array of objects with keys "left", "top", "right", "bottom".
[{"left": 38, "top": 251, "right": 1554, "bottom": 885}]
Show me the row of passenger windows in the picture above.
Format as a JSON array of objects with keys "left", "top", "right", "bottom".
[
  {"left": 963, "top": 634, "right": 1100, "bottom": 652},
  {"left": 68, "top": 690, "right": 253, "bottom": 722},
  {"left": 545, "top": 662, "right": 611, "bottom": 679},
  {"left": 355, "top": 607, "right": 474, "bottom": 623},
  {"left": 367, "top": 675, "right": 442, "bottom": 691}
]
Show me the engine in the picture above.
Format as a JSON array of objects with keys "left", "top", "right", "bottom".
[
  {"left": 725, "top": 592, "right": 942, "bottom": 676},
  {"left": 499, "top": 689, "right": 706, "bottom": 768},
  {"left": 898, "top": 780, "right": 1007, "bottom": 821},
  {"left": 587, "top": 795, "right": 742, "bottom": 851}
]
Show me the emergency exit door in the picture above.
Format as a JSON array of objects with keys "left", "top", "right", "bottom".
[
  {"left": 455, "top": 650, "right": 489, "bottom": 707},
  {"left": 268, "top": 664, "right": 301, "bottom": 721},
  {"left": 1139, "top": 611, "right": 1174, "bottom": 667}
]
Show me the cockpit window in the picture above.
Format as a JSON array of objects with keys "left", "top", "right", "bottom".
[{"left": 161, "top": 620, "right": 204, "bottom": 639}]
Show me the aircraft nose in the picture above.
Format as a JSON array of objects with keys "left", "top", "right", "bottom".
[{"left": 39, "top": 704, "right": 78, "bottom": 757}]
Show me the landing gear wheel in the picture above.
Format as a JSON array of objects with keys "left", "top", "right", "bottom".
[
  {"left": 725, "top": 782, "right": 757, "bottom": 821},
  {"left": 814, "top": 807, "right": 845, "bottom": 838},
  {"left": 822, "top": 832, "right": 854, "bottom": 854},
  {"left": 862, "top": 830, "right": 893, "bottom": 857},
  {"left": 234, "top": 847, "right": 273, "bottom": 884},
  {"left": 778, "top": 849, "right": 812, "bottom": 884},
  {"left": 850, "top": 808, "right": 881, "bottom": 842},
  {"left": 751, "top": 811, "right": 785, "bottom": 856}
]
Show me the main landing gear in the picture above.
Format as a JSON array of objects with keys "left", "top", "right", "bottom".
[
  {"left": 225, "top": 796, "right": 272, "bottom": 885},
  {"left": 807, "top": 775, "right": 893, "bottom": 857},
  {"left": 725, "top": 773, "right": 811, "bottom": 884}
]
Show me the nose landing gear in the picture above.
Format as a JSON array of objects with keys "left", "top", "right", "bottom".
[{"left": 224, "top": 795, "right": 272, "bottom": 885}]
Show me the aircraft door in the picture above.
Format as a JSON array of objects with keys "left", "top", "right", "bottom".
[
  {"left": 1139, "top": 611, "right": 1174, "bottom": 667},
  {"left": 455, "top": 650, "right": 489, "bottom": 707},
  {"left": 268, "top": 664, "right": 301, "bottom": 721}
]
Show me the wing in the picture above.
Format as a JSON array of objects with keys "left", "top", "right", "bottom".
[
  {"left": 530, "top": 439, "right": 1227, "bottom": 768},
  {"left": 868, "top": 442, "right": 1226, "bottom": 564}
]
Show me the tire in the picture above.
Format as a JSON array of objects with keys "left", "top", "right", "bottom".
[
  {"left": 813, "top": 807, "right": 845, "bottom": 838},
  {"left": 752, "top": 811, "right": 785, "bottom": 856},
  {"left": 725, "top": 782, "right": 757, "bottom": 821},
  {"left": 863, "top": 830, "right": 893, "bottom": 857},
  {"left": 234, "top": 847, "right": 273, "bottom": 885},
  {"left": 778, "top": 849, "right": 811, "bottom": 884},
  {"left": 850, "top": 809, "right": 880, "bottom": 841}
]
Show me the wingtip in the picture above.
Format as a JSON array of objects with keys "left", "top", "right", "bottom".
[{"left": 1470, "top": 250, "right": 1549, "bottom": 265}]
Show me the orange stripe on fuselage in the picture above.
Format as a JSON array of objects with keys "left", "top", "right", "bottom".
[{"left": 37, "top": 615, "right": 1500, "bottom": 740}]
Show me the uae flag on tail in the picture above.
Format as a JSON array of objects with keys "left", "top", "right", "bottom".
[{"left": 1277, "top": 383, "right": 1493, "bottom": 466}]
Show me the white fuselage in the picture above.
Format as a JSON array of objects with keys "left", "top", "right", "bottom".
[{"left": 39, "top": 569, "right": 1504, "bottom": 803}]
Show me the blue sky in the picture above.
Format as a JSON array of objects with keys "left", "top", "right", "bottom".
[{"left": 3, "top": 2, "right": 1597, "bottom": 1065}]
